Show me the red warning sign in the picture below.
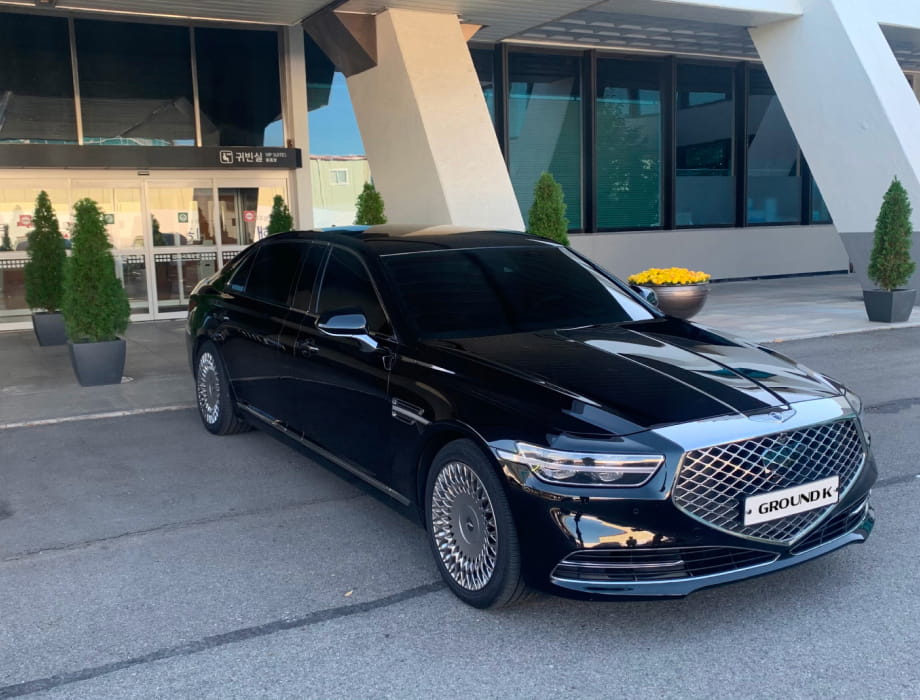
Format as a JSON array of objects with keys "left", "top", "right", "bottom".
[
  {"left": 18, "top": 214, "right": 32, "bottom": 227},
  {"left": 242, "top": 210, "right": 256, "bottom": 223}
]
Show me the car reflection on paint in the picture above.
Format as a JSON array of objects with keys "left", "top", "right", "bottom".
[{"left": 186, "top": 225, "right": 876, "bottom": 608}]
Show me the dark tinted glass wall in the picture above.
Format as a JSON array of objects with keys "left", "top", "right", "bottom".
[
  {"left": 196, "top": 27, "right": 283, "bottom": 147},
  {"left": 75, "top": 19, "right": 196, "bottom": 146},
  {"left": 747, "top": 68, "right": 801, "bottom": 224},
  {"left": 0, "top": 14, "right": 77, "bottom": 143},
  {"left": 676, "top": 64, "right": 736, "bottom": 227},
  {"left": 470, "top": 48, "right": 495, "bottom": 123},
  {"left": 596, "top": 58, "right": 662, "bottom": 229},
  {"left": 508, "top": 53, "right": 582, "bottom": 229}
]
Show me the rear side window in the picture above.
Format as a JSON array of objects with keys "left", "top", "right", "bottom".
[
  {"left": 241, "top": 241, "right": 303, "bottom": 306},
  {"left": 291, "top": 243, "right": 328, "bottom": 312},
  {"left": 226, "top": 251, "right": 255, "bottom": 293},
  {"left": 317, "top": 248, "right": 390, "bottom": 335}
]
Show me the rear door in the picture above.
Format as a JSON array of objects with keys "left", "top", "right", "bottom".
[{"left": 216, "top": 240, "right": 303, "bottom": 420}]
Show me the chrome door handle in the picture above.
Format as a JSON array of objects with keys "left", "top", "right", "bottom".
[{"left": 294, "top": 340, "right": 319, "bottom": 356}]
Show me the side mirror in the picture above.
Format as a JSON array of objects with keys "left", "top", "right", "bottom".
[
  {"left": 630, "top": 284, "right": 659, "bottom": 308},
  {"left": 317, "top": 310, "right": 378, "bottom": 351}
]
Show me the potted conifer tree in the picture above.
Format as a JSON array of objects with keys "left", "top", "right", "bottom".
[
  {"left": 528, "top": 172, "right": 570, "bottom": 245},
  {"left": 354, "top": 182, "right": 387, "bottom": 225},
  {"left": 24, "top": 190, "right": 68, "bottom": 345},
  {"left": 267, "top": 194, "right": 294, "bottom": 235},
  {"left": 62, "top": 198, "right": 131, "bottom": 386},
  {"left": 863, "top": 177, "right": 917, "bottom": 322}
]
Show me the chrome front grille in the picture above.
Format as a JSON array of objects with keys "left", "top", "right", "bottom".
[{"left": 672, "top": 419, "right": 865, "bottom": 544}]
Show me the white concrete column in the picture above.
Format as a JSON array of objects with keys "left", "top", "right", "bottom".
[
  {"left": 281, "top": 25, "right": 313, "bottom": 230},
  {"left": 750, "top": 0, "right": 920, "bottom": 290},
  {"left": 346, "top": 9, "right": 524, "bottom": 230}
]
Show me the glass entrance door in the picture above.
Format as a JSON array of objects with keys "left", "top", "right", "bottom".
[
  {"left": 147, "top": 183, "right": 218, "bottom": 315},
  {"left": 217, "top": 182, "right": 286, "bottom": 268}
]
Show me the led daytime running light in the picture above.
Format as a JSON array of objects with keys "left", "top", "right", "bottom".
[{"left": 498, "top": 443, "right": 664, "bottom": 487}]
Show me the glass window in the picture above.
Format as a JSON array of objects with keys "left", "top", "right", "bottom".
[
  {"left": 74, "top": 19, "right": 196, "bottom": 146},
  {"left": 227, "top": 251, "right": 255, "bottom": 293},
  {"left": 317, "top": 248, "right": 388, "bottom": 334},
  {"left": 811, "top": 176, "right": 832, "bottom": 224},
  {"left": 305, "top": 34, "right": 370, "bottom": 228},
  {"left": 291, "top": 243, "right": 327, "bottom": 312},
  {"left": 243, "top": 242, "right": 301, "bottom": 306},
  {"left": 383, "top": 246, "right": 653, "bottom": 339},
  {"left": 0, "top": 14, "right": 77, "bottom": 143},
  {"left": 747, "top": 69, "right": 801, "bottom": 224},
  {"left": 70, "top": 186, "right": 143, "bottom": 249},
  {"left": 196, "top": 27, "right": 283, "bottom": 147},
  {"left": 676, "top": 64, "right": 735, "bottom": 227},
  {"left": 218, "top": 185, "right": 285, "bottom": 246},
  {"left": 508, "top": 53, "right": 582, "bottom": 230},
  {"left": 596, "top": 59, "right": 662, "bottom": 229},
  {"left": 148, "top": 186, "right": 215, "bottom": 247},
  {"left": 470, "top": 47, "right": 495, "bottom": 122}
]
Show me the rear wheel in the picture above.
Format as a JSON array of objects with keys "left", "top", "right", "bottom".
[
  {"left": 195, "top": 341, "right": 250, "bottom": 435},
  {"left": 425, "top": 439, "right": 527, "bottom": 608}
]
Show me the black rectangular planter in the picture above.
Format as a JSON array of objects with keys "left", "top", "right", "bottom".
[
  {"left": 32, "top": 312, "right": 67, "bottom": 346},
  {"left": 68, "top": 338, "right": 126, "bottom": 386},
  {"left": 862, "top": 289, "right": 917, "bottom": 323}
]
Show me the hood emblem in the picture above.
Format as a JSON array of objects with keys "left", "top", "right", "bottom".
[{"left": 750, "top": 408, "right": 797, "bottom": 424}]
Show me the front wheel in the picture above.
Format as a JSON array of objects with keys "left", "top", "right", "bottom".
[
  {"left": 425, "top": 439, "right": 527, "bottom": 608},
  {"left": 195, "top": 341, "right": 250, "bottom": 436}
]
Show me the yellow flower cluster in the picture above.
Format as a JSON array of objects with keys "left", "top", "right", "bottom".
[{"left": 627, "top": 267, "right": 711, "bottom": 286}]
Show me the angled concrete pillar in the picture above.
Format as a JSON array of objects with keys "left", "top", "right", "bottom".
[
  {"left": 751, "top": 0, "right": 920, "bottom": 291},
  {"left": 281, "top": 25, "right": 313, "bottom": 230},
  {"left": 345, "top": 9, "right": 524, "bottom": 230}
]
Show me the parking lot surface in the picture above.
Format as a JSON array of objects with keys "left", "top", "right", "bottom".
[{"left": 1, "top": 328, "right": 919, "bottom": 699}]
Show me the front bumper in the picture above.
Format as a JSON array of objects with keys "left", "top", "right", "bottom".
[{"left": 495, "top": 396, "right": 878, "bottom": 599}]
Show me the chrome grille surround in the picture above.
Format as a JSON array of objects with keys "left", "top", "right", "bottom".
[{"left": 672, "top": 418, "right": 866, "bottom": 544}]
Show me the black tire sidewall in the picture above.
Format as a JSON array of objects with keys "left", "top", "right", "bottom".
[{"left": 424, "top": 439, "right": 522, "bottom": 608}]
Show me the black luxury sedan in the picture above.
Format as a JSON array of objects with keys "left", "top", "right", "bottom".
[{"left": 186, "top": 225, "right": 876, "bottom": 608}]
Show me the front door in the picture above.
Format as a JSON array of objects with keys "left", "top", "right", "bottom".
[{"left": 291, "top": 246, "right": 396, "bottom": 479}]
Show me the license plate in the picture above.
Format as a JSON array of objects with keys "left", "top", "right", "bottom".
[{"left": 743, "top": 476, "right": 839, "bottom": 526}]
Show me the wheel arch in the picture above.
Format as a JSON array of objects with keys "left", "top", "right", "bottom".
[{"left": 413, "top": 421, "right": 500, "bottom": 520}]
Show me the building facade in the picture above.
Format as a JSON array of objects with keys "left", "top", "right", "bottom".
[{"left": 2, "top": 0, "right": 920, "bottom": 329}]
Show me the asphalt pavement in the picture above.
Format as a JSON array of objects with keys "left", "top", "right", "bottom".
[{"left": 1, "top": 327, "right": 918, "bottom": 699}]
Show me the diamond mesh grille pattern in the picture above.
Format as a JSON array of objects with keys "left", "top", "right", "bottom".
[{"left": 673, "top": 419, "right": 865, "bottom": 543}]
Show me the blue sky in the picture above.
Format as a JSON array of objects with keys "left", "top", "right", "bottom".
[{"left": 264, "top": 74, "right": 365, "bottom": 155}]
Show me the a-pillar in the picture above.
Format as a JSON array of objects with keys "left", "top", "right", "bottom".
[
  {"left": 346, "top": 9, "right": 524, "bottom": 230},
  {"left": 750, "top": 0, "right": 920, "bottom": 291}
]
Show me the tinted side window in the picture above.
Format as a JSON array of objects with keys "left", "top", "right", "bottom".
[
  {"left": 291, "top": 244, "right": 327, "bottom": 312},
  {"left": 243, "top": 242, "right": 302, "bottom": 306},
  {"left": 226, "top": 251, "right": 255, "bottom": 293},
  {"left": 317, "top": 248, "right": 389, "bottom": 334}
]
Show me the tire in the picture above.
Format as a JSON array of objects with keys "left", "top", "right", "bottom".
[
  {"left": 195, "top": 341, "right": 250, "bottom": 436},
  {"left": 425, "top": 439, "right": 528, "bottom": 608}
]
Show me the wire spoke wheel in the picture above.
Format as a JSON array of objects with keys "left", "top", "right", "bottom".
[
  {"left": 430, "top": 460, "right": 499, "bottom": 591},
  {"left": 196, "top": 351, "right": 221, "bottom": 426}
]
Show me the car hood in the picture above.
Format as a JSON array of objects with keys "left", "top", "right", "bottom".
[{"left": 425, "top": 318, "right": 840, "bottom": 434}]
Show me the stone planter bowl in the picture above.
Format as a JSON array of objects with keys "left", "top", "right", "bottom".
[{"left": 645, "top": 282, "right": 710, "bottom": 319}]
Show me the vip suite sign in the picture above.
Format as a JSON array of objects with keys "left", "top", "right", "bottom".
[{"left": 217, "top": 148, "right": 297, "bottom": 168}]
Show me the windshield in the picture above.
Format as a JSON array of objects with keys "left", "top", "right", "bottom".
[{"left": 382, "top": 245, "right": 655, "bottom": 339}]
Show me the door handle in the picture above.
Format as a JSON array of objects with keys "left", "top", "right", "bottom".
[
  {"left": 216, "top": 311, "right": 230, "bottom": 322},
  {"left": 294, "top": 340, "right": 319, "bottom": 356}
]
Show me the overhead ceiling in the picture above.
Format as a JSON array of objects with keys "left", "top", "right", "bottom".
[{"left": 4, "top": 0, "right": 919, "bottom": 70}]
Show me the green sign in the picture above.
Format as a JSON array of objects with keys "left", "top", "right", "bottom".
[
  {"left": 178, "top": 212, "right": 189, "bottom": 223},
  {"left": 103, "top": 213, "right": 115, "bottom": 225}
]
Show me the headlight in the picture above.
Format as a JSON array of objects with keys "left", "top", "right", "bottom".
[{"left": 496, "top": 442, "right": 664, "bottom": 487}]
